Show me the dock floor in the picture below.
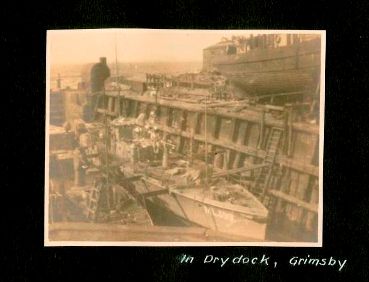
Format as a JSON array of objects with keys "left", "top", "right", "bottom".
[{"left": 48, "top": 222, "right": 261, "bottom": 243}]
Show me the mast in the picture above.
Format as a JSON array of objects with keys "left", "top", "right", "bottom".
[
  {"left": 103, "top": 85, "right": 109, "bottom": 188},
  {"left": 115, "top": 31, "right": 120, "bottom": 96}
]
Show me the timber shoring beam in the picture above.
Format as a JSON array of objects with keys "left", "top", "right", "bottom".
[
  {"left": 212, "top": 163, "right": 269, "bottom": 178},
  {"left": 268, "top": 189, "right": 318, "bottom": 213}
]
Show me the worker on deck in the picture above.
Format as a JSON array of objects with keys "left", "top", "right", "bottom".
[
  {"left": 148, "top": 108, "right": 158, "bottom": 125},
  {"left": 150, "top": 126, "right": 161, "bottom": 157},
  {"left": 136, "top": 112, "right": 146, "bottom": 126},
  {"left": 129, "top": 141, "right": 138, "bottom": 173},
  {"left": 73, "top": 121, "right": 87, "bottom": 148},
  {"left": 73, "top": 147, "right": 88, "bottom": 186},
  {"left": 79, "top": 128, "right": 92, "bottom": 149}
]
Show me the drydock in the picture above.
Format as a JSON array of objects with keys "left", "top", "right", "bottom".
[{"left": 48, "top": 33, "right": 322, "bottom": 243}]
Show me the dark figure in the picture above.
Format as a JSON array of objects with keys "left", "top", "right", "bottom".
[
  {"left": 73, "top": 147, "right": 89, "bottom": 186},
  {"left": 86, "top": 57, "right": 111, "bottom": 122},
  {"left": 90, "top": 57, "right": 110, "bottom": 93}
]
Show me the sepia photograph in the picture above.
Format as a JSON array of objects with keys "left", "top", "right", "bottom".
[{"left": 45, "top": 29, "right": 325, "bottom": 246}]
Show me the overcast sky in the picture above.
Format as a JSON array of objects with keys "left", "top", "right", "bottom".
[{"left": 47, "top": 29, "right": 262, "bottom": 65}]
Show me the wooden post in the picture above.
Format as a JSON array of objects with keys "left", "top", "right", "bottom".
[
  {"left": 162, "top": 135, "right": 168, "bottom": 169},
  {"left": 192, "top": 112, "right": 201, "bottom": 153},
  {"left": 115, "top": 97, "right": 120, "bottom": 116},
  {"left": 287, "top": 106, "right": 293, "bottom": 157},
  {"left": 177, "top": 110, "right": 187, "bottom": 153},
  {"left": 108, "top": 97, "right": 114, "bottom": 114},
  {"left": 243, "top": 121, "right": 250, "bottom": 146},
  {"left": 230, "top": 118, "right": 240, "bottom": 168},
  {"left": 166, "top": 107, "right": 173, "bottom": 127},
  {"left": 144, "top": 103, "right": 150, "bottom": 119},
  {"left": 189, "top": 129, "right": 194, "bottom": 165},
  {"left": 257, "top": 110, "right": 265, "bottom": 149},
  {"left": 156, "top": 105, "right": 161, "bottom": 121},
  {"left": 132, "top": 101, "right": 138, "bottom": 118},
  {"left": 213, "top": 116, "right": 221, "bottom": 139},
  {"left": 231, "top": 118, "right": 240, "bottom": 142}
]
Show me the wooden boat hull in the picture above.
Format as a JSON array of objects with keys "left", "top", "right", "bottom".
[{"left": 136, "top": 183, "right": 268, "bottom": 241}]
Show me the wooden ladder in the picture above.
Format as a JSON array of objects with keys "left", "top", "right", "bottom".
[
  {"left": 252, "top": 127, "right": 283, "bottom": 202},
  {"left": 86, "top": 181, "right": 102, "bottom": 222}
]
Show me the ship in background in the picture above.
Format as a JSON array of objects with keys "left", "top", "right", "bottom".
[
  {"left": 48, "top": 33, "right": 322, "bottom": 242},
  {"left": 203, "top": 34, "right": 320, "bottom": 72}
]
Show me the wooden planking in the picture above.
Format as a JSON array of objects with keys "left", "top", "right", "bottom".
[
  {"left": 132, "top": 100, "right": 138, "bottom": 117},
  {"left": 152, "top": 122, "right": 318, "bottom": 176},
  {"left": 99, "top": 103, "right": 319, "bottom": 176},
  {"left": 96, "top": 95, "right": 319, "bottom": 178},
  {"left": 103, "top": 92, "right": 319, "bottom": 135}
]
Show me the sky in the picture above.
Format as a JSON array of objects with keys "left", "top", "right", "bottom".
[{"left": 47, "top": 29, "right": 260, "bottom": 65}]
